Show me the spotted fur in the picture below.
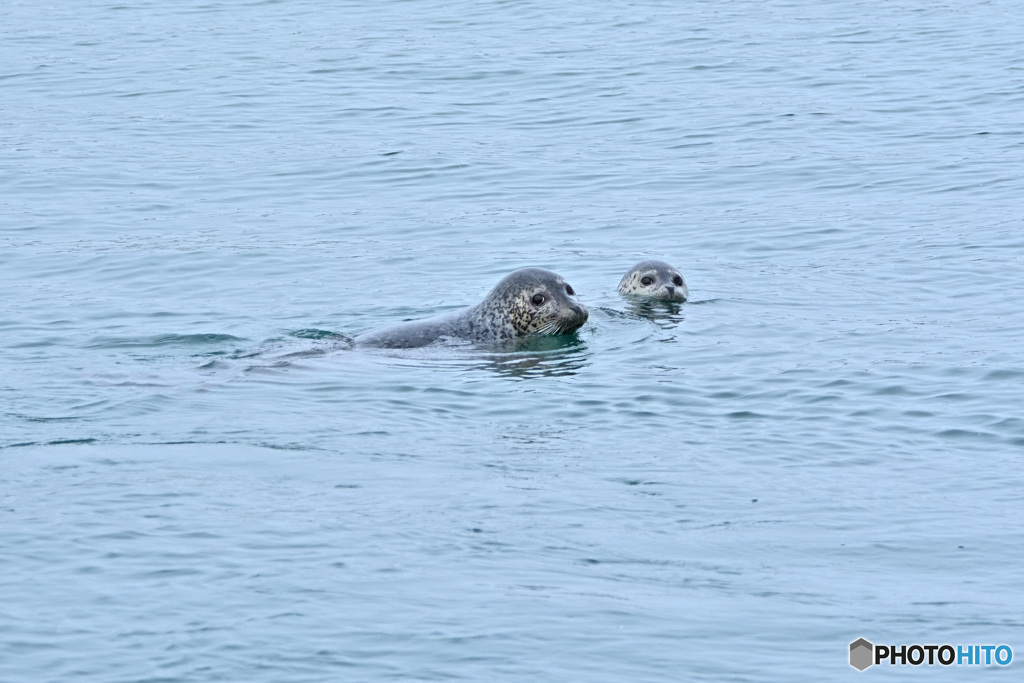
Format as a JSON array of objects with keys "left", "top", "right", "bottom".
[
  {"left": 617, "top": 260, "right": 688, "bottom": 301},
  {"left": 355, "top": 268, "right": 588, "bottom": 349}
]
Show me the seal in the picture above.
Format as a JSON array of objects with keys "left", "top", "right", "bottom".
[
  {"left": 617, "top": 260, "right": 688, "bottom": 301},
  {"left": 355, "top": 268, "right": 589, "bottom": 349}
]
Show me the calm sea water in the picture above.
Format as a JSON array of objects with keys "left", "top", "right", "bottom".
[{"left": 3, "top": 0, "right": 1023, "bottom": 680}]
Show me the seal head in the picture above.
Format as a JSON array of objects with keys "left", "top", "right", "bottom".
[
  {"left": 617, "top": 260, "right": 688, "bottom": 301},
  {"left": 356, "top": 267, "right": 588, "bottom": 349}
]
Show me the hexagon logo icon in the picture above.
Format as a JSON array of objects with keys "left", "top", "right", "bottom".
[{"left": 850, "top": 638, "right": 874, "bottom": 671}]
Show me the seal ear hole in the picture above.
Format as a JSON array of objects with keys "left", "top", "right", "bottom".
[
  {"left": 672, "top": 275, "right": 683, "bottom": 287},
  {"left": 640, "top": 276, "right": 654, "bottom": 286},
  {"left": 565, "top": 285, "right": 575, "bottom": 296},
  {"left": 532, "top": 294, "right": 546, "bottom": 306}
]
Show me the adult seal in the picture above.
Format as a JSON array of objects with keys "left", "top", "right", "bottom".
[
  {"left": 355, "top": 268, "right": 588, "bottom": 349},
  {"left": 617, "top": 260, "right": 688, "bottom": 301}
]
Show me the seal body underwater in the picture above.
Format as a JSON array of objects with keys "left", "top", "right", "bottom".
[
  {"left": 617, "top": 260, "right": 688, "bottom": 301},
  {"left": 355, "top": 268, "right": 589, "bottom": 349}
]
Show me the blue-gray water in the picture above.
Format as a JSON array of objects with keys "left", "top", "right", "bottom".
[{"left": 3, "top": 0, "right": 1023, "bottom": 680}]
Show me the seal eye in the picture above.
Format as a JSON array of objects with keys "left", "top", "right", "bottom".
[
  {"left": 672, "top": 275, "right": 683, "bottom": 287},
  {"left": 640, "top": 276, "right": 654, "bottom": 286},
  {"left": 565, "top": 285, "right": 575, "bottom": 296},
  {"left": 532, "top": 294, "right": 546, "bottom": 306}
]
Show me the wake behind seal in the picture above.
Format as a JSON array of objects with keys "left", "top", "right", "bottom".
[
  {"left": 617, "top": 260, "right": 688, "bottom": 301},
  {"left": 355, "top": 267, "right": 589, "bottom": 349}
]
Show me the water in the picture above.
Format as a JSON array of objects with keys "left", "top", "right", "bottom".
[{"left": 3, "top": 0, "right": 1023, "bottom": 680}]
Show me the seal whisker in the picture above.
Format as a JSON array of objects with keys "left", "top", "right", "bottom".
[{"left": 532, "top": 321, "right": 560, "bottom": 336}]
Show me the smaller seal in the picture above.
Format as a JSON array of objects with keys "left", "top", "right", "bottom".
[
  {"left": 355, "top": 268, "right": 588, "bottom": 349},
  {"left": 617, "top": 260, "right": 688, "bottom": 301}
]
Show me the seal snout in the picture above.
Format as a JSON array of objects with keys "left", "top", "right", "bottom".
[{"left": 561, "top": 300, "right": 588, "bottom": 334}]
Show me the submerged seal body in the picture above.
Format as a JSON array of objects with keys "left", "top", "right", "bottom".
[
  {"left": 355, "top": 268, "right": 588, "bottom": 349},
  {"left": 617, "top": 260, "right": 688, "bottom": 301}
]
